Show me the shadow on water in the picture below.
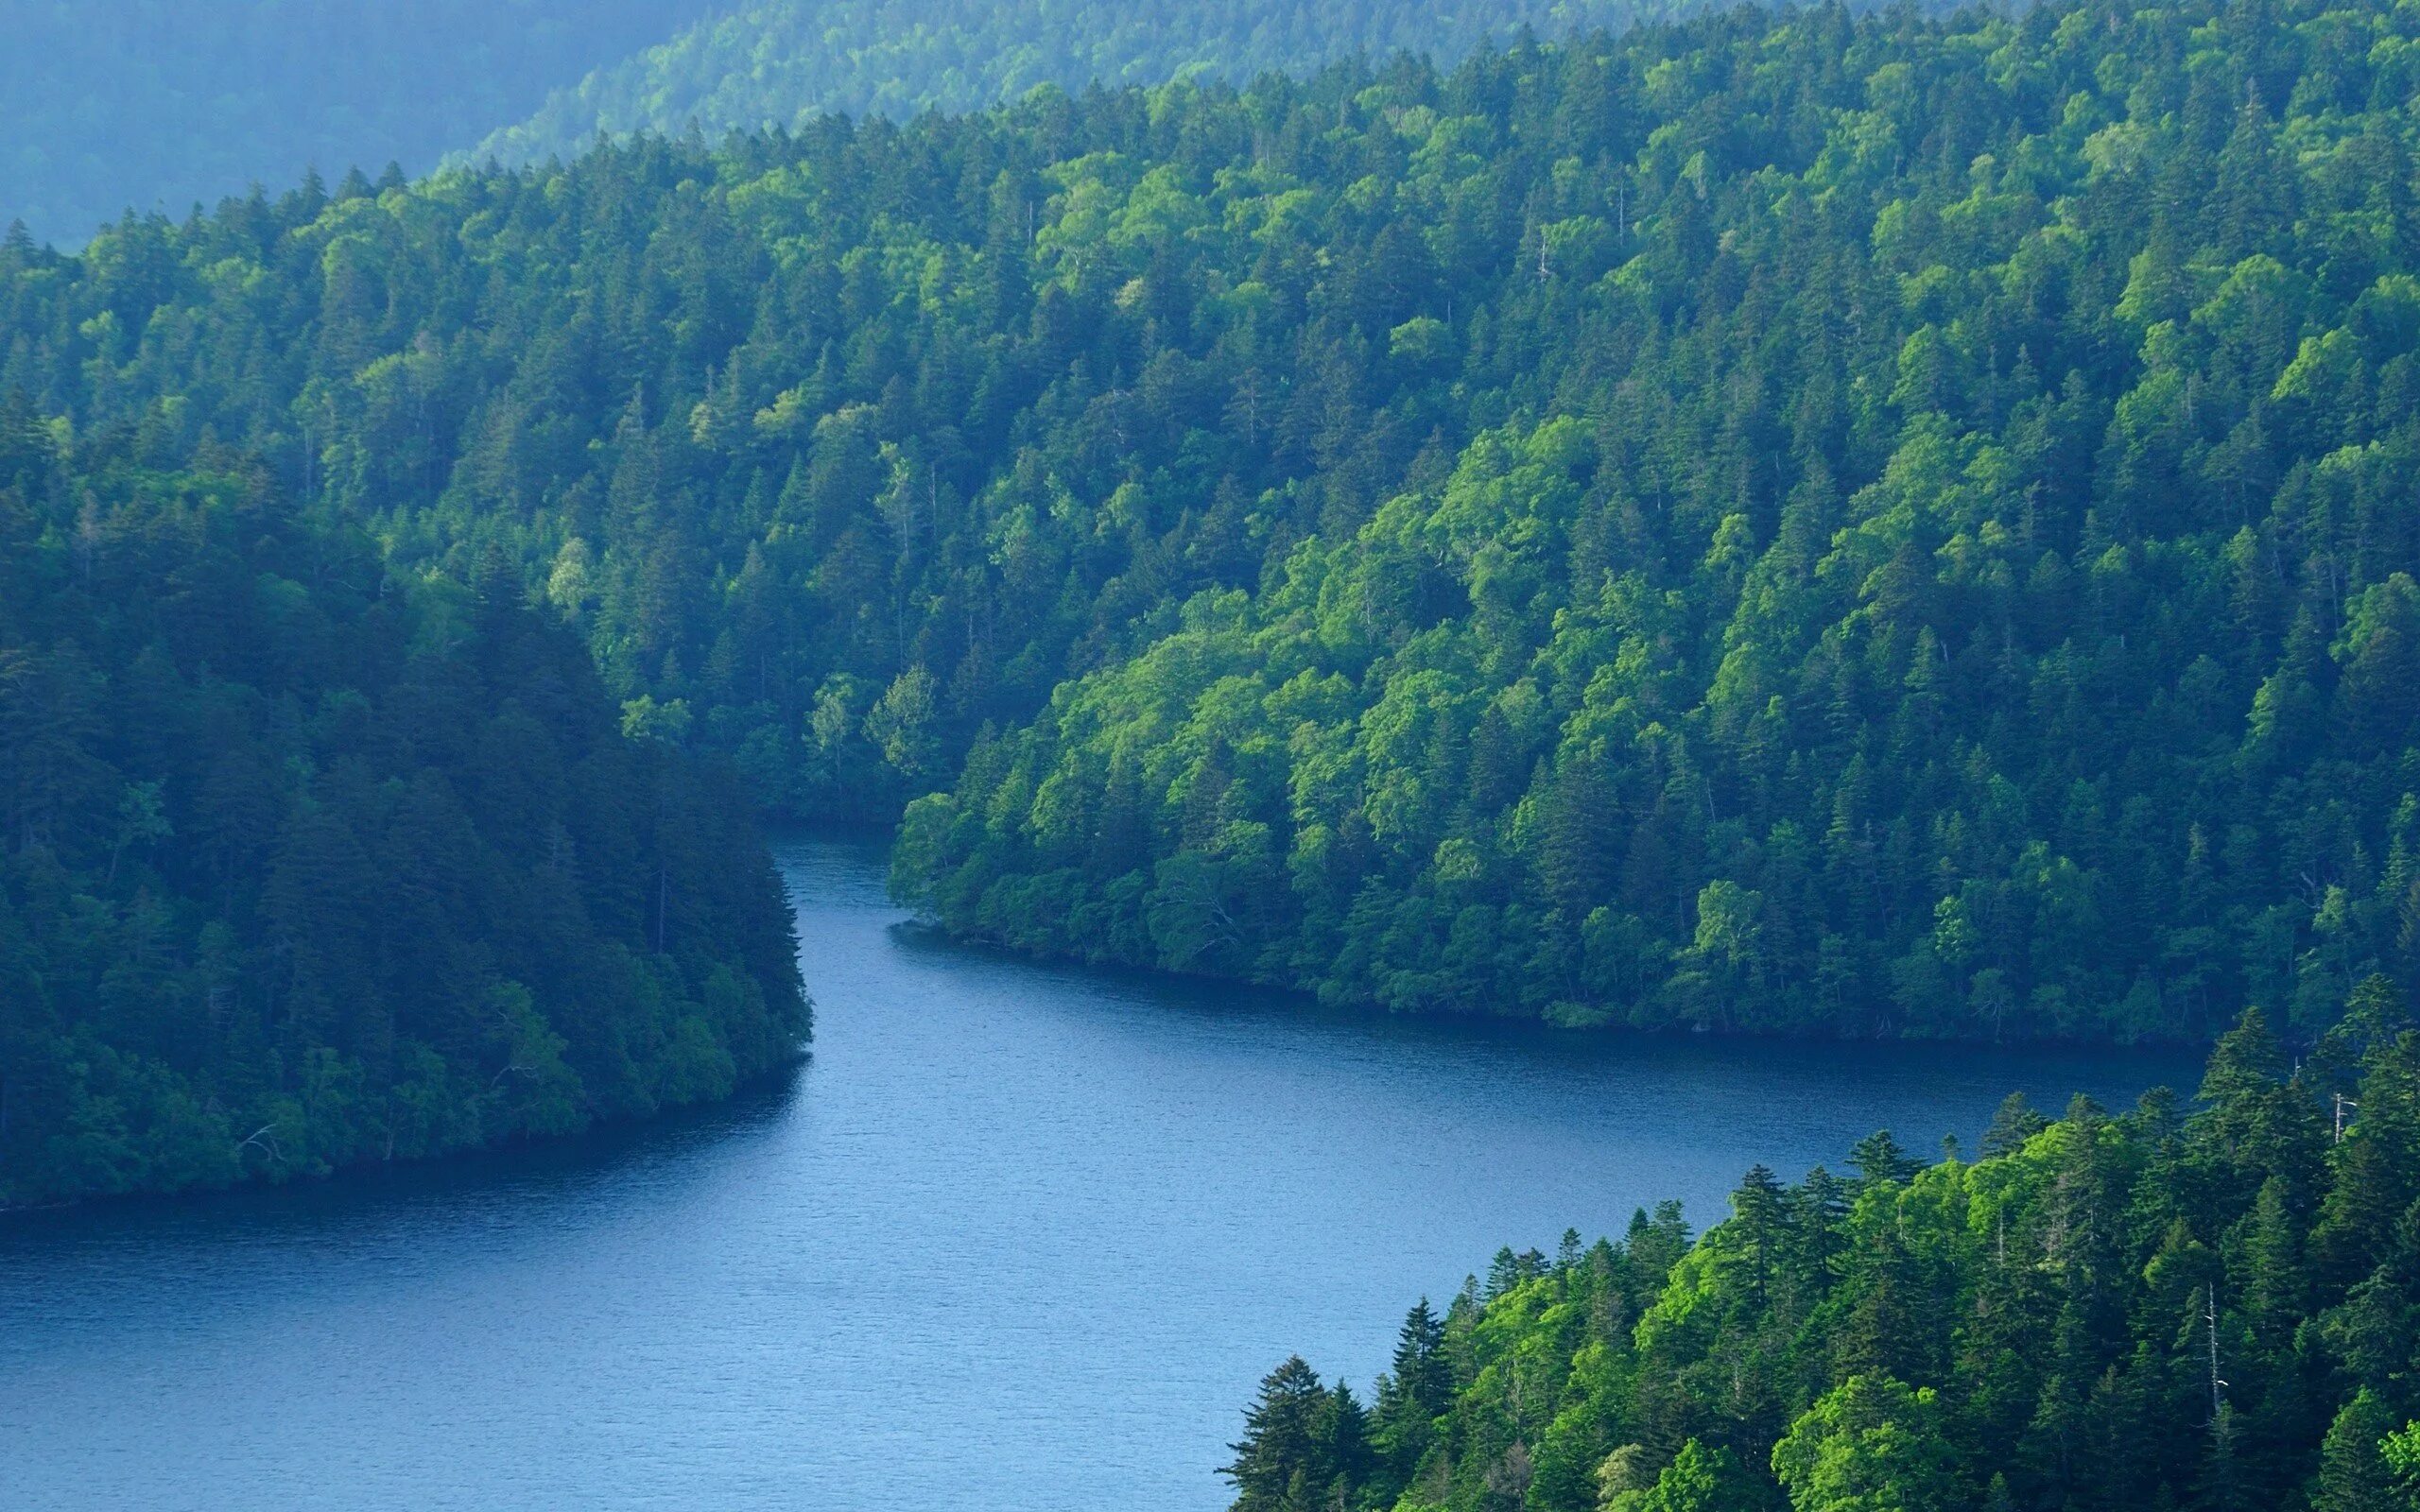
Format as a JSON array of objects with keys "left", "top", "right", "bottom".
[
  {"left": 881, "top": 916, "right": 2205, "bottom": 1124},
  {"left": 796, "top": 828, "right": 2204, "bottom": 1126},
  {"left": 0, "top": 1066, "right": 806, "bottom": 1254},
  {"left": 3, "top": 833, "right": 2205, "bottom": 1259}
]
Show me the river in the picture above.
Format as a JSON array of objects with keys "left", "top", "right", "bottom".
[{"left": 0, "top": 841, "right": 2197, "bottom": 1511}]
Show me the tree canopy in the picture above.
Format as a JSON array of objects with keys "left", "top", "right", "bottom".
[
  {"left": 0, "top": 400, "right": 806, "bottom": 1205},
  {"left": 9, "top": 0, "right": 2420, "bottom": 1045},
  {"left": 1228, "top": 993, "right": 2420, "bottom": 1511},
  {"left": 886, "top": 0, "right": 2420, "bottom": 1041},
  {"left": 467, "top": 0, "right": 1705, "bottom": 172}
]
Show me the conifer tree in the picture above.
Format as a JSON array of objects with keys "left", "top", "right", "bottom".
[
  {"left": 2313, "top": 1389, "right": 2402, "bottom": 1512},
  {"left": 1224, "top": 1358, "right": 1364, "bottom": 1512}
]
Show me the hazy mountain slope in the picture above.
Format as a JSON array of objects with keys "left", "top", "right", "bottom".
[
  {"left": 0, "top": 0, "right": 722, "bottom": 247},
  {"left": 466, "top": 0, "right": 1685, "bottom": 165}
]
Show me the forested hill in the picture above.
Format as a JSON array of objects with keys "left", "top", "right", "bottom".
[
  {"left": 891, "top": 0, "right": 2420, "bottom": 1044},
  {"left": 0, "top": 0, "right": 717, "bottom": 248},
  {"left": 0, "top": 404, "right": 806, "bottom": 1206},
  {"left": 6, "top": 0, "right": 2420, "bottom": 1048},
  {"left": 1224, "top": 1000, "right": 2420, "bottom": 1512},
  {"left": 466, "top": 0, "right": 1676, "bottom": 170}
]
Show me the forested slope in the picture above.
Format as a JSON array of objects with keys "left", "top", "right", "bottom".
[
  {"left": 8, "top": 0, "right": 2420, "bottom": 1045},
  {"left": 468, "top": 0, "right": 1683, "bottom": 170},
  {"left": 892, "top": 0, "right": 2420, "bottom": 1042},
  {"left": 1225, "top": 997, "right": 2420, "bottom": 1512},
  {"left": 0, "top": 404, "right": 806, "bottom": 1206},
  {"left": 0, "top": 0, "right": 719, "bottom": 248}
]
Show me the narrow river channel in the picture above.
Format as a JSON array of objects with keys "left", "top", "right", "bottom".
[{"left": 0, "top": 841, "right": 2197, "bottom": 1511}]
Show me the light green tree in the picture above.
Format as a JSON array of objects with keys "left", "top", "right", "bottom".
[{"left": 1771, "top": 1375, "right": 1961, "bottom": 1512}]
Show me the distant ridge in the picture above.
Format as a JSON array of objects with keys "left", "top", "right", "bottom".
[{"left": 464, "top": 0, "right": 1691, "bottom": 165}]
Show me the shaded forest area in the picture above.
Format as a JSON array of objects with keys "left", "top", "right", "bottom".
[{"left": 0, "top": 402, "right": 805, "bottom": 1205}]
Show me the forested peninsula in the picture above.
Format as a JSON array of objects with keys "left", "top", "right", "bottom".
[
  {"left": 0, "top": 403, "right": 806, "bottom": 1206},
  {"left": 1226, "top": 997, "right": 2420, "bottom": 1512}
]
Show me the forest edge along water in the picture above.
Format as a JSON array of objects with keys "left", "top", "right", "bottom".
[{"left": 0, "top": 841, "right": 2194, "bottom": 1511}]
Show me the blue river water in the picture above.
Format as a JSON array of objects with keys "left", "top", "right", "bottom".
[{"left": 0, "top": 841, "right": 2197, "bottom": 1510}]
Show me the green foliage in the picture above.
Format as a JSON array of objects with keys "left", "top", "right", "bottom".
[
  {"left": 879, "top": 0, "right": 2420, "bottom": 1042},
  {"left": 13, "top": 0, "right": 2420, "bottom": 1046},
  {"left": 469, "top": 0, "right": 1700, "bottom": 171},
  {"left": 0, "top": 404, "right": 806, "bottom": 1206},
  {"left": 2380, "top": 1418, "right": 2420, "bottom": 1504},
  {"left": 2315, "top": 1388, "right": 2403, "bottom": 1512},
  {"left": 1240, "top": 1001, "right": 2420, "bottom": 1511},
  {"left": 1602, "top": 1438, "right": 1754, "bottom": 1512},
  {"left": 1227, "top": 1355, "right": 1373, "bottom": 1512},
  {"left": 1770, "top": 1376, "right": 1959, "bottom": 1512},
  {"left": 0, "top": 0, "right": 715, "bottom": 247}
]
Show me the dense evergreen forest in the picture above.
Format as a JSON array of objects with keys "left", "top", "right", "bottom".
[
  {"left": 1226, "top": 994, "right": 2420, "bottom": 1511},
  {"left": 469, "top": 0, "right": 1685, "bottom": 169},
  {"left": 889, "top": 0, "right": 2420, "bottom": 1044},
  {"left": 0, "top": 0, "right": 717, "bottom": 246},
  {"left": 9, "top": 0, "right": 2420, "bottom": 1046},
  {"left": 0, "top": 401, "right": 806, "bottom": 1206}
]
